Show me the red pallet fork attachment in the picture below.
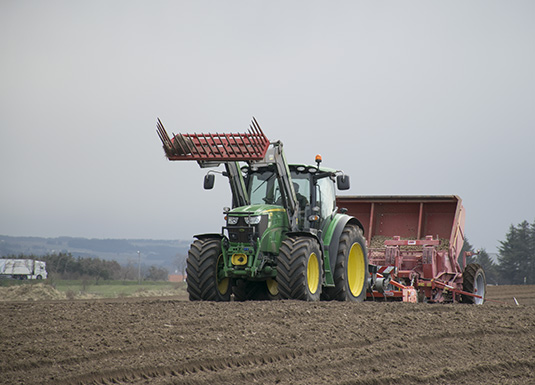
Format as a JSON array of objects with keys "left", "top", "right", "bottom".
[{"left": 156, "top": 117, "right": 270, "bottom": 162}]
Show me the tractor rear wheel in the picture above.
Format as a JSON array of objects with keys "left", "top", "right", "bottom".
[
  {"left": 232, "top": 279, "right": 280, "bottom": 301},
  {"left": 277, "top": 237, "right": 322, "bottom": 301},
  {"left": 186, "top": 238, "right": 231, "bottom": 301},
  {"left": 462, "top": 263, "right": 486, "bottom": 304},
  {"left": 322, "top": 224, "right": 368, "bottom": 302}
]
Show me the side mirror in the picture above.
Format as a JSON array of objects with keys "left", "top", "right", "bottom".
[
  {"left": 204, "top": 174, "right": 215, "bottom": 190},
  {"left": 337, "top": 174, "right": 350, "bottom": 190}
]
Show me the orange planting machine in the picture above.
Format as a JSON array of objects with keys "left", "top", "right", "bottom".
[{"left": 337, "top": 195, "right": 486, "bottom": 303}]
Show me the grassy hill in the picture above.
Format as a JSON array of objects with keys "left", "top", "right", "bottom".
[{"left": 0, "top": 235, "right": 191, "bottom": 272}]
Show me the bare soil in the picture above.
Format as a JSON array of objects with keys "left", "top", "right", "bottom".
[{"left": 1, "top": 285, "right": 534, "bottom": 385}]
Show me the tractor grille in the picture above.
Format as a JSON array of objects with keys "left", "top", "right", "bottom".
[
  {"left": 227, "top": 227, "right": 254, "bottom": 243},
  {"left": 225, "top": 214, "right": 268, "bottom": 244}
]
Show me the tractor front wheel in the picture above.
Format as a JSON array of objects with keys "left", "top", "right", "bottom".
[
  {"left": 277, "top": 237, "right": 322, "bottom": 301},
  {"left": 462, "top": 263, "right": 486, "bottom": 304},
  {"left": 186, "top": 238, "right": 231, "bottom": 301}
]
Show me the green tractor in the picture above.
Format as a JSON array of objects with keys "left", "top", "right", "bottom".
[{"left": 157, "top": 118, "right": 368, "bottom": 301}]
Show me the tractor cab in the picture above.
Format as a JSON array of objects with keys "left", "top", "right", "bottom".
[{"left": 244, "top": 163, "right": 349, "bottom": 232}]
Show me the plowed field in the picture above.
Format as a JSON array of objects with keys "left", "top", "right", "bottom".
[{"left": 1, "top": 285, "right": 534, "bottom": 385}]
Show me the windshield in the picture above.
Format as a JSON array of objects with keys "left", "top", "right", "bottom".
[
  {"left": 290, "top": 172, "right": 310, "bottom": 208},
  {"left": 248, "top": 169, "right": 311, "bottom": 206},
  {"left": 249, "top": 170, "right": 279, "bottom": 205}
]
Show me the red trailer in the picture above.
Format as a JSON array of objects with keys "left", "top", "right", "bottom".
[{"left": 336, "top": 195, "right": 486, "bottom": 304}]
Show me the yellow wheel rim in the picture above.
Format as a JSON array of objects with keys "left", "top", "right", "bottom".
[
  {"left": 266, "top": 278, "right": 279, "bottom": 296},
  {"left": 307, "top": 252, "right": 320, "bottom": 294},
  {"left": 218, "top": 277, "right": 230, "bottom": 295},
  {"left": 347, "top": 243, "right": 365, "bottom": 297},
  {"left": 216, "top": 254, "right": 230, "bottom": 295}
]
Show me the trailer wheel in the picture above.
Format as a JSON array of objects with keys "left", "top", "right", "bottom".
[
  {"left": 232, "top": 279, "right": 280, "bottom": 301},
  {"left": 186, "top": 238, "right": 231, "bottom": 301},
  {"left": 462, "top": 263, "right": 486, "bottom": 304},
  {"left": 277, "top": 237, "right": 322, "bottom": 301},
  {"left": 323, "top": 224, "right": 368, "bottom": 302}
]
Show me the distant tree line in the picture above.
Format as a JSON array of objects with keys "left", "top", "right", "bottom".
[
  {"left": 1, "top": 253, "right": 169, "bottom": 282},
  {"left": 497, "top": 220, "right": 535, "bottom": 285},
  {"left": 3, "top": 220, "right": 534, "bottom": 285},
  {"left": 462, "top": 219, "right": 535, "bottom": 285}
]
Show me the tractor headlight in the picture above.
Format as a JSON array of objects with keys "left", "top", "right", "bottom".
[
  {"left": 227, "top": 216, "right": 239, "bottom": 225},
  {"left": 244, "top": 216, "right": 262, "bottom": 225}
]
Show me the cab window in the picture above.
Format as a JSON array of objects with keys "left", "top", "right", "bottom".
[{"left": 316, "top": 177, "right": 336, "bottom": 219}]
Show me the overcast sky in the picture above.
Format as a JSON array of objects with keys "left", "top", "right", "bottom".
[{"left": 1, "top": 1, "right": 534, "bottom": 253}]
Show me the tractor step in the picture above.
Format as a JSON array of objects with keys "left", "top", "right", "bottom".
[{"left": 157, "top": 117, "right": 270, "bottom": 162}]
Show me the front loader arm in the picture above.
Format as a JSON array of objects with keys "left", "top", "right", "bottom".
[
  {"left": 270, "top": 141, "right": 299, "bottom": 231},
  {"left": 225, "top": 162, "right": 249, "bottom": 208}
]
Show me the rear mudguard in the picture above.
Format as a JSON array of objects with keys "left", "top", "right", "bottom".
[{"left": 324, "top": 214, "right": 365, "bottom": 281}]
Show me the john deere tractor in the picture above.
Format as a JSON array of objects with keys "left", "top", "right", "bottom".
[{"left": 157, "top": 117, "right": 368, "bottom": 301}]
